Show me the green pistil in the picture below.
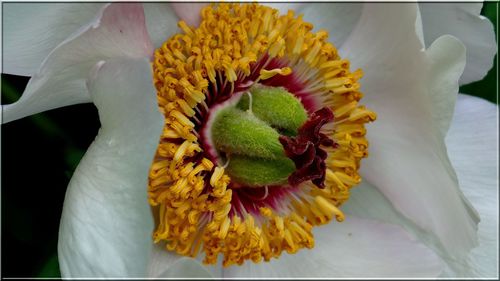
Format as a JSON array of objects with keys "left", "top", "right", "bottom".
[
  {"left": 211, "top": 107, "right": 284, "bottom": 160},
  {"left": 226, "top": 155, "right": 296, "bottom": 187},
  {"left": 237, "top": 85, "right": 308, "bottom": 135},
  {"left": 210, "top": 84, "right": 308, "bottom": 187}
]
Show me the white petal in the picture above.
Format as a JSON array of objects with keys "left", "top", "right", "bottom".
[
  {"left": 148, "top": 244, "right": 214, "bottom": 278},
  {"left": 2, "top": 3, "right": 104, "bottom": 76},
  {"left": 425, "top": 35, "right": 466, "bottom": 137},
  {"left": 159, "top": 258, "right": 214, "bottom": 278},
  {"left": 341, "top": 182, "right": 458, "bottom": 277},
  {"left": 445, "top": 94, "right": 499, "bottom": 277},
  {"left": 299, "top": 3, "right": 363, "bottom": 48},
  {"left": 419, "top": 3, "right": 497, "bottom": 85},
  {"left": 265, "top": 2, "right": 305, "bottom": 15},
  {"left": 344, "top": 149, "right": 497, "bottom": 278},
  {"left": 343, "top": 182, "right": 414, "bottom": 228},
  {"left": 58, "top": 58, "right": 164, "bottom": 277},
  {"left": 143, "top": 3, "right": 179, "bottom": 49},
  {"left": 2, "top": 3, "right": 153, "bottom": 124},
  {"left": 340, "top": 3, "right": 478, "bottom": 259},
  {"left": 223, "top": 217, "right": 443, "bottom": 278},
  {"left": 170, "top": 3, "right": 207, "bottom": 27}
]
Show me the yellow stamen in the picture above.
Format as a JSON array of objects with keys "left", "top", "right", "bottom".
[
  {"left": 149, "top": 3, "right": 375, "bottom": 267},
  {"left": 258, "top": 66, "right": 292, "bottom": 80}
]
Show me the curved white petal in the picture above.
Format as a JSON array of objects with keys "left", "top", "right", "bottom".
[
  {"left": 158, "top": 258, "right": 214, "bottom": 278},
  {"left": 148, "top": 244, "right": 214, "bottom": 278},
  {"left": 265, "top": 2, "right": 305, "bottom": 15},
  {"left": 341, "top": 97, "right": 497, "bottom": 278},
  {"left": 262, "top": 2, "right": 363, "bottom": 47},
  {"left": 343, "top": 182, "right": 412, "bottom": 227},
  {"left": 341, "top": 182, "right": 459, "bottom": 277},
  {"left": 445, "top": 94, "right": 499, "bottom": 277},
  {"left": 2, "top": 3, "right": 153, "bottom": 124},
  {"left": 2, "top": 3, "right": 104, "bottom": 76},
  {"left": 143, "top": 3, "right": 179, "bottom": 49},
  {"left": 58, "top": 58, "right": 164, "bottom": 277},
  {"left": 170, "top": 3, "right": 207, "bottom": 27},
  {"left": 343, "top": 95, "right": 499, "bottom": 278},
  {"left": 425, "top": 35, "right": 466, "bottom": 137},
  {"left": 340, "top": 3, "right": 478, "bottom": 259},
  {"left": 299, "top": 3, "right": 363, "bottom": 48},
  {"left": 223, "top": 217, "right": 443, "bottom": 278},
  {"left": 419, "top": 3, "right": 497, "bottom": 85}
]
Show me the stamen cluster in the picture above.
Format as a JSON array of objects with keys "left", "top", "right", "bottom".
[{"left": 148, "top": 3, "right": 376, "bottom": 267}]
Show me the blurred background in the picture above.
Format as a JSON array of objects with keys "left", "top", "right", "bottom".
[{"left": 1, "top": 3, "right": 498, "bottom": 277}]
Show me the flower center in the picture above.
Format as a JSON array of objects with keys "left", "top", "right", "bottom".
[{"left": 148, "top": 3, "right": 376, "bottom": 267}]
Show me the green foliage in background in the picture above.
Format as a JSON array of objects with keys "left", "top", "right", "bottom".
[
  {"left": 38, "top": 255, "right": 61, "bottom": 278},
  {"left": 460, "top": 2, "right": 498, "bottom": 104}
]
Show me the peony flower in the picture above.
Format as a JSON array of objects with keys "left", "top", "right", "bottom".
[{"left": 1, "top": 2, "right": 497, "bottom": 278}]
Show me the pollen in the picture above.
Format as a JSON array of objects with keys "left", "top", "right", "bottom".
[{"left": 148, "top": 3, "right": 376, "bottom": 267}]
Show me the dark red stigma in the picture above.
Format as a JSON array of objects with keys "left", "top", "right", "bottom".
[{"left": 279, "top": 107, "right": 337, "bottom": 188}]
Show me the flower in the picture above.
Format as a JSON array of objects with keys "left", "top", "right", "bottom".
[{"left": 1, "top": 2, "right": 497, "bottom": 278}]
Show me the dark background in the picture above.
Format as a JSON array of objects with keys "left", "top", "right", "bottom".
[{"left": 1, "top": 3, "right": 498, "bottom": 277}]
